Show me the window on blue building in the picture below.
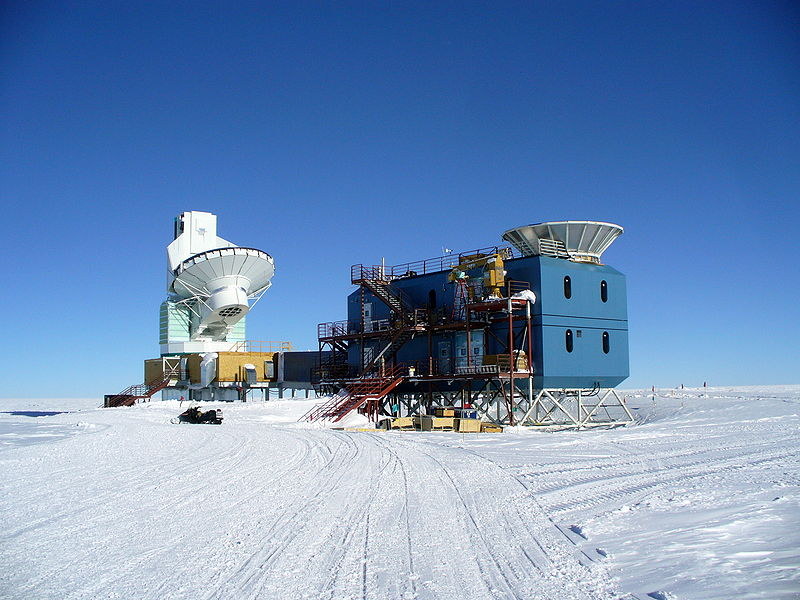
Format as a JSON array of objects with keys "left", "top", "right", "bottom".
[
  {"left": 428, "top": 289, "right": 436, "bottom": 309},
  {"left": 566, "top": 329, "right": 573, "bottom": 352},
  {"left": 600, "top": 280, "right": 608, "bottom": 302},
  {"left": 564, "top": 276, "right": 572, "bottom": 299},
  {"left": 602, "top": 331, "right": 610, "bottom": 354}
]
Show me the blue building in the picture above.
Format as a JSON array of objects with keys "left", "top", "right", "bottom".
[{"left": 312, "top": 221, "right": 633, "bottom": 427}]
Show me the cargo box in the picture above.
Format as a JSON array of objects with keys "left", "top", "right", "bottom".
[
  {"left": 480, "top": 422, "right": 504, "bottom": 433},
  {"left": 454, "top": 418, "right": 481, "bottom": 433},
  {"left": 454, "top": 408, "right": 478, "bottom": 419},
  {"left": 390, "top": 416, "right": 415, "bottom": 430},
  {"left": 433, "top": 407, "right": 456, "bottom": 418},
  {"left": 420, "top": 416, "right": 455, "bottom": 431},
  {"left": 482, "top": 352, "right": 529, "bottom": 371}
]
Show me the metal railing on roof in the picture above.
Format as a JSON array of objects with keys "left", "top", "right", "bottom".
[
  {"left": 351, "top": 245, "right": 518, "bottom": 283},
  {"left": 228, "top": 340, "right": 292, "bottom": 353}
]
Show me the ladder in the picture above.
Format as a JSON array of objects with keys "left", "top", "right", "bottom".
[{"left": 452, "top": 279, "right": 469, "bottom": 321}]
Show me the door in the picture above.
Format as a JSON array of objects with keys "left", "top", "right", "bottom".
[
  {"left": 470, "top": 331, "right": 485, "bottom": 368},
  {"left": 363, "top": 302, "right": 373, "bottom": 333},
  {"left": 437, "top": 341, "right": 452, "bottom": 374},
  {"left": 362, "top": 345, "right": 375, "bottom": 370}
]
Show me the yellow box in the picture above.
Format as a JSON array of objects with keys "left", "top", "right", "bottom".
[
  {"left": 420, "top": 416, "right": 455, "bottom": 431},
  {"left": 390, "top": 417, "right": 415, "bottom": 430},
  {"left": 455, "top": 418, "right": 481, "bottom": 433},
  {"left": 480, "top": 422, "right": 504, "bottom": 433},
  {"left": 433, "top": 407, "right": 456, "bottom": 418},
  {"left": 482, "top": 352, "right": 528, "bottom": 371}
]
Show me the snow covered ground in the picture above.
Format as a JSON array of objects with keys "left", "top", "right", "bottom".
[{"left": 1, "top": 386, "right": 797, "bottom": 599}]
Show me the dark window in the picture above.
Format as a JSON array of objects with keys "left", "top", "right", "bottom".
[
  {"left": 428, "top": 289, "right": 437, "bottom": 309},
  {"left": 600, "top": 280, "right": 608, "bottom": 303},
  {"left": 566, "top": 329, "right": 573, "bottom": 352},
  {"left": 173, "top": 216, "right": 184, "bottom": 240},
  {"left": 564, "top": 276, "right": 572, "bottom": 299},
  {"left": 602, "top": 331, "right": 610, "bottom": 354}
]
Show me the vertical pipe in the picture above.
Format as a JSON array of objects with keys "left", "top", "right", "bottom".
[
  {"left": 360, "top": 286, "right": 365, "bottom": 374},
  {"left": 466, "top": 305, "right": 472, "bottom": 375},
  {"left": 428, "top": 328, "right": 433, "bottom": 375},
  {"left": 526, "top": 298, "right": 534, "bottom": 418},
  {"left": 507, "top": 296, "right": 515, "bottom": 425}
]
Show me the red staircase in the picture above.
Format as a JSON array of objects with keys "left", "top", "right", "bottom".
[
  {"left": 360, "top": 329, "right": 415, "bottom": 376},
  {"left": 302, "top": 364, "right": 407, "bottom": 423},
  {"left": 104, "top": 370, "right": 178, "bottom": 407},
  {"left": 351, "top": 266, "right": 413, "bottom": 315}
]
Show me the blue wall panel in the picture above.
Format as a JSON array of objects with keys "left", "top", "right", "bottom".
[{"left": 341, "top": 253, "right": 629, "bottom": 390}]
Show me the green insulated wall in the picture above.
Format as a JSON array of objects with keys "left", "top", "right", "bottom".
[
  {"left": 159, "top": 301, "right": 191, "bottom": 344},
  {"left": 227, "top": 316, "right": 246, "bottom": 342}
]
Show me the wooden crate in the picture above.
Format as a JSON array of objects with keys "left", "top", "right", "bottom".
[
  {"left": 420, "top": 416, "right": 455, "bottom": 431},
  {"left": 480, "top": 422, "right": 504, "bottom": 433},
  {"left": 433, "top": 407, "right": 456, "bottom": 418},
  {"left": 390, "top": 416, "right": 415, "bottom": 430},
  {"left": 454, "top": 418, "right": 481, "bottom": 433}
]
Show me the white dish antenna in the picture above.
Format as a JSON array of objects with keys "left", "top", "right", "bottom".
[
  {"left": 502, "top": 221, "right": 623, "bottom": 264},
  {"left": 166, "top": 212, "right": 274, "bottom": 341}
]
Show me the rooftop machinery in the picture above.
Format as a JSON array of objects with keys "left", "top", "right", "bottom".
[{"left": 306, "top": 221, "right": 633, "bottom": 428}]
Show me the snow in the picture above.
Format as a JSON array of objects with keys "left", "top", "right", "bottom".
[
  {"left": 0, "top": 387, "right": 798, "bottom": 599},
  {"left": 511, "top": 289, "right": 537, "bottom": 305}
]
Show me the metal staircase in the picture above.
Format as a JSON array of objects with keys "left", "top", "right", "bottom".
[
  {"left": 301, "top": 364, "right": 407, "bottom": 423},
  {"left": 361, "top": 279, "right": 406, "bottom": 314},
  {"left": 104, "top": 369, "right": 178, "bottom": 407},
  {"left": 361, "top": 328, "right": 415, "bottom": 376},
  {"left": 351, "top": 266, "right": 412, "bottom": 315}
]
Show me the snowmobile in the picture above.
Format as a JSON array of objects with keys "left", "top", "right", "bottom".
[{"left": 171, "top": 406, "right": 223, "bottom": 425}]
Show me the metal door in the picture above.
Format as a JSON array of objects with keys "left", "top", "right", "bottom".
[
  {"left": 363, "top": 302, "right": 373, "bottom": 333},
  {"left": 437, "top": 341, "right": 452, "bottom": 374},
  {"left": 362, "top": 345, "right": 375, "bottom": 370}
]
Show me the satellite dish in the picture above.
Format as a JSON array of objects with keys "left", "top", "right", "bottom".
[
  {"left": 170, "top": 246, "right": 274, "bottom": 340},
  {"left": 502, "top": 221, "right": 623, "bottom": 264},
  {"left": 163, "top": 212, "right": 275, "bottom": 345}
]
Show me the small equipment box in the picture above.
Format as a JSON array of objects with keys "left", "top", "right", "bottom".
[
  {"left": 480, "top": 422, "right": 504, "bottom": 433},
  {"left": 433, "top": 407, "right": 456, "bottom": 418},
  {"left": 420, "top": 416, "right": 455, "bottom": 431},
  {"left": 454, "top": 418, "right": 481, "bottom": 433},
  {"left": 390, "top": 416, "right": 415, "bottom": 430}
]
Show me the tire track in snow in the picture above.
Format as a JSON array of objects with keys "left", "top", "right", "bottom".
[
  {"left": 203, "top": 430, "right": 375, "bottom": 600},
  {"left": 541, "top": 447, "right": 795, "bottom": 518},
  {"left": 392, "top": 435, "right": 614, "bottom": 600},
  {"left": 2, "top": 426, "right": 316, "bottom": 600}
]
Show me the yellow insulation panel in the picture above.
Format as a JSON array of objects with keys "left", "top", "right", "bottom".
[
  {"left": 186, "top": 352, "right": 278, "bottom": 384},
  {"left": 216, "top": 352, "right": 277, "bottom": 382}
]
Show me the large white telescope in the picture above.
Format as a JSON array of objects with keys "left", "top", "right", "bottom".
[{"left": 162, "top": 212, "right": 274, "bottom": 353}]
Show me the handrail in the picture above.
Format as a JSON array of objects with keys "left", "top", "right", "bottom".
[
  {"left": 351, "top": 245, "right": 517, "bottom": 283},
  {"left": 228, "top": 340, "right": 292, "bottom": 353}
]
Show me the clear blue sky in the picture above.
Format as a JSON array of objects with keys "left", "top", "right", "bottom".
[{"left": 2, "top": 1, "right": 798, "bottom": 397}]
